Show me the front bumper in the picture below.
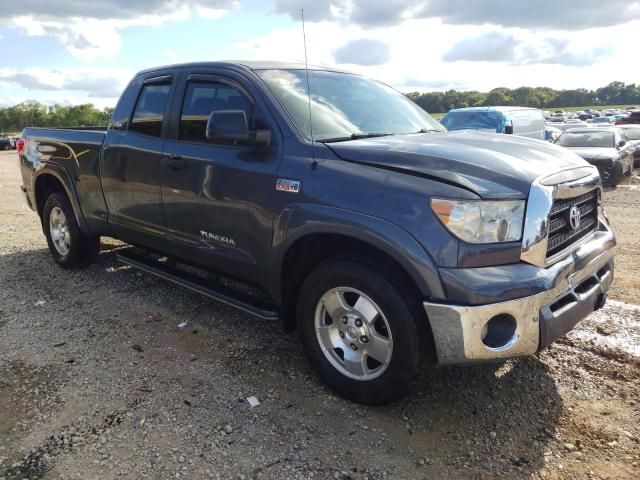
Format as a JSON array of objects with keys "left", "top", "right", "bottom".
[{"left": 424, "top": 227, "right": 615, "bottom": 365}]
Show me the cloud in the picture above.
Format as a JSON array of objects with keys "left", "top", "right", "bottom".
[
  {"left": 2, "top": 1, "right": 237, "bottom": 60},
  {"left": 416, "top": 0, "right": 640, "bottom": 31},
  {"left": 273, "top": 0, "right": 341, "bottom": 22},
  {"left": 398, "top": 79, "right": 469, "bottom": 91},
  {"left": 0, "top": 68, "right": 130, "bottom": 98},
  {"left": 443, "top": 32, "right": 517, "bottom": 62},
  {"left": 274, "top": 0, "right": 640, "bottom": 30},
  {"left": 443, "top": 31, "right": 613, "bottom": 67},
  {"left": 333, "top": 39, "right": 390, "bottom": 66},
  {"left": 3, "top": 1, "right": 235, "bottom": 20}
]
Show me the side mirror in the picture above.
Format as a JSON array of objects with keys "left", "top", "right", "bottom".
[
  {"left": 206, "top": 110, "right": 271, "bottom": 149},
  {"left": 618, "top": 140, "right": 626, "bottom": 148},
  {"left": 505, "top": 125, "right": 514, "bottom": 135}
]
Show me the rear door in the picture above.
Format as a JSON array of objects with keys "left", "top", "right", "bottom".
[
  {"left": 101, "top": 72, "right": 176, "bottom": 248},
  {"left": 160, "top": 69, "right": 281, "bottom": 285}
]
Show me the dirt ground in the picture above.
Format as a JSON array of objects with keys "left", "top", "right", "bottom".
[{"left": 0, "top": 150, "right": 639, "bottom": 480}]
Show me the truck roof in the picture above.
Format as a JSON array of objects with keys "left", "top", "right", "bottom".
[{"left": 135, "top": 61, "right": 354, "bottom": 77}]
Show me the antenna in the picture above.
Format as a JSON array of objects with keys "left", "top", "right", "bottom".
[{"left": 301, "top": 9, "right": 315, "bottom": 146}]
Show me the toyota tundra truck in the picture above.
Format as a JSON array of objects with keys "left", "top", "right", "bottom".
[{"left": 17, "top": 62, "right": 616, "bottom": 404}]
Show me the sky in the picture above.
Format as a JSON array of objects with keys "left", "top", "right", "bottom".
[{"left": 0, "top": 0, "right": 639, "bottom": 109}]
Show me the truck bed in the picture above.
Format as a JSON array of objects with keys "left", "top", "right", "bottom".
[{"left": 19, "top": 126, "right": 109, "bottom": 234}]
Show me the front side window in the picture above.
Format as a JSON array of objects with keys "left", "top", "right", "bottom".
[
  {"left": 179, "top": 81, "right": 253, "bottom": 143},
  {"left": 130, "top": 82, "right": 171, "bottom": 137},
  {"left": 257, "top": 69, "right": 444, "bottom": 141}
]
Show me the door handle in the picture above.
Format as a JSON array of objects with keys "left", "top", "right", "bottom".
[{"left": 161, "top": 154, "right": 186, "bottom": 171}]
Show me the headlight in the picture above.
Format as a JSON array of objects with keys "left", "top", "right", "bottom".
[{"left": 431, "top": 198, "right": 525, "bottom": 243}]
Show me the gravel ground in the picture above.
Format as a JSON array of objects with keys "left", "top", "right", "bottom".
[{"left": 0, "top": 150, "right": 639, "bottom": 480}]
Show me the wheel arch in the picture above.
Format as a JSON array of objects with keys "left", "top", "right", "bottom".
[
  {"left": 33, "top": 168, "right": 90, "bottom": 236},
  {"left": 271, "top": 204, "right": 444, "bottom": 332}
]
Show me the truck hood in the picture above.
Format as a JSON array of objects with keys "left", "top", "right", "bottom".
[
  {"left": 565, "top": 147, "right": 618, "bottom": 160},
  {"left": 325, "top": 131, "right": 588, "bottom": 199}
]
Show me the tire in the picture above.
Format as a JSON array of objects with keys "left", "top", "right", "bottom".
[
  {"left": 42, "top": 192, "right": 100, "bottom": 268},
  {"left": 604, "top": 161, "right": 624, "bottom": 187},
  {"left": 296, "top": 259, "right": 424, "bottom": 405}
]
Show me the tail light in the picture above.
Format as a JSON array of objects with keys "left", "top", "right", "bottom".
[{"left": 16, "top": 138, "right": 26, "bottom": 155}]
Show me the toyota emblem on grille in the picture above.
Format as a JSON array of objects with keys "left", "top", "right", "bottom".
[{"left": 569, "top": 205, "right": 581, "bottom": 230}]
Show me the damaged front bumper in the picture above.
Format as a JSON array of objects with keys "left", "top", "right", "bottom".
[{"left": 424, "top": 226, "right": 615, "bottom": 366}]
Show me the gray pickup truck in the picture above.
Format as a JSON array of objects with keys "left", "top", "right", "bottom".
[{"left": 18, "top": 62, "right": 616, "bottom": 404}]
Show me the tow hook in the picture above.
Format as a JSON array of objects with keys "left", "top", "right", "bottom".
[{"left": 595, "top": 293, "right": 607, "bottom": 311}]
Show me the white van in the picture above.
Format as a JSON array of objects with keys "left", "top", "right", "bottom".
[{"left": 441, "top": 106, "right": 546, "bottom": 140}]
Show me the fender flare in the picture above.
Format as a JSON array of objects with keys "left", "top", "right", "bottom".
[
  {"left": 32, "top": 163, "right": 91, "bottom": 236},
  {"left": 270, "top": 203, "right": 445, "bottom": 304}
]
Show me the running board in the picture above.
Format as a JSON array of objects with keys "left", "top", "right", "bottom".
[{"left": 116, "top": 250, "right": 279, "bottom": 320}]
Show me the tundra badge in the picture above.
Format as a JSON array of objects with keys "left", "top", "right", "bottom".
[
  {"left": 276, "top": 179, "right": 301, "bottom": 193},
  {"left": 200, "top": 231, "right": 237, "bottom": 247}
]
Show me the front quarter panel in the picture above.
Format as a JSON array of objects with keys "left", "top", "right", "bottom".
[{"left": 270, "top": 140, "right": 481, "bottom": 302}]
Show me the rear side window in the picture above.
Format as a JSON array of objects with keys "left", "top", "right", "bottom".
[
  {"left": 130, "top": 82, "right": 171, "bottom": 137},
  {"left": 179, "top": 81, "right": 253, "bottom": 143}
]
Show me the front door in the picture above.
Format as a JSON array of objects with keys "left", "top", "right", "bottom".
[
  {"left": 101, "top": 74, "right": 175, "bottom": 248},
  {"left": 160, "top": 71, "right": 281, "bottom": 286}
]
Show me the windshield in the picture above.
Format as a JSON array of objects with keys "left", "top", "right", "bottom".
[
  {"left": 257, "top": 69, "right": 445, "bottom": 141},
  {"left": 440, "top": 111, "right": 504, "bottom": 132},
  {"left": 623, "top": 128, "right": 640, "bottom": 140},
  {"left": 557, "top": 131, "right": 615, "bottom": 148}
]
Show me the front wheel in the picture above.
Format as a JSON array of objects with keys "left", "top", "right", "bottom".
[
  {"left": 42, "top": 192, "right": 100, "bottom": 268},
  {"left": 297, "top": 259, "right": 424, "bottom": 404},
  {"left": 603, "top": 161, "right": 624, "bottom": 187}
]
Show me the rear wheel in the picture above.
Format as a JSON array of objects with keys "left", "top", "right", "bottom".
[
  {"left": 42, "top": 192, "right": 100, "bottom": 268},
  {"left": 297, "top": 259, "right": 424, "bottom": 404}
]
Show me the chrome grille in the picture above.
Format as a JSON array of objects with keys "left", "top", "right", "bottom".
[{"left": 546, "top": 190, "right": 598, "bottom": 258}]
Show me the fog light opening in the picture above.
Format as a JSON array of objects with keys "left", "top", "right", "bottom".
[{"left": 481, "top": 314, "right": 517, "bottom": 349}]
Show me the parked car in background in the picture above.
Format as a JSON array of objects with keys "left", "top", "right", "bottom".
[
  {"left": 552, "top": 122, "right": 592, "bottom": 132},
  {"left": 591, "top": 116, "right": 616, "bottom": 126},
  {"left": 616, "top": 110, "right": 640, "bottom": 125},
  {"left": 549, "top": 112, "right": 565, "bottom": 123},
  {"left": 0, "top": 134, "right": 13, "bottom": 150},
  {"left": 555, "top": 127, "right": 634, "bottom": 186},
  {"left": 440, "top": 106, "right": 545, "bottom": 140},
  {"left": 565, "top": 119, "right": 588, "bottom": 126},
  {"left": 616, "top": 125, "right": 640, "bottom": 167}
]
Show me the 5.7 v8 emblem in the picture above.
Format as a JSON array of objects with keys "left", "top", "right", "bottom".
[{"left": 276, "top": 179, "right": 301, "bottom": 193}]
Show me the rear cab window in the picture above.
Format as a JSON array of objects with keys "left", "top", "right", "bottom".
[{"left": 130, "top": 81, "right": 172, "bottom": 137}]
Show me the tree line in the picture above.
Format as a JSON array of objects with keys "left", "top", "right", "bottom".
[
  {"left": 0, "top": 102, "right": 114, "bottom": 133},
  {"left": 406, "top": 81, "right": 640, "bottom": 114},
  {"left": 1, "top": 81, "right": 639, "bottom": 133}
]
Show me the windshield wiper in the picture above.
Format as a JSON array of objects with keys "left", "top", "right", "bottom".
[
  {"left": 320, "top": 132, "right": 394, "bottom": 143},
  {"left": 413, "top": 128, "right": 443, "bottom": 133}
]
